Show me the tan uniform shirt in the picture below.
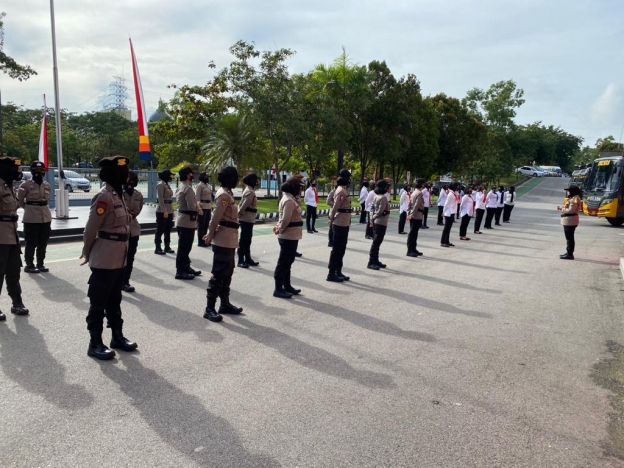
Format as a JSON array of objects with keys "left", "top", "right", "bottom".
[
  {"left": 238, "top": 186, "right": 258, "bottom": 224},
  {"left": 123, "top": 189, "right": 144, "bottom": 237},
  {"left": 17, "top": 180, "right": 52, "bottom": 223},
  {"left": 329, "top": 186, "right": 351, "bottom": 227},
  {"left": 371, "top": 194, "right": 390, "bottom": 226},
  {"left": 176, "top": 182, "right": 198, "bottom": 229},
  {"left": 82, "top": 183, "right": 131, "bottom": 269},
  {"left": 0, "top": 178, "right": 19, "bottom": 245},
  {"left": 561, "top": 195, "right": 581, "bottom": 226},
  {"left": 406, "top": 188, "right": 424, "bottom": 221},
  {"left": 156, "top": 181, "right": 174, "bottom": 214},
  {"left": 207, "top": 188, "right": 239, "bottom": 248},
  {"left": 327, "top": 188, "right": 336, "bottom": 208},
  {"left": 196, "top": 182, "right": 212, "bottom": 211},
  {"left": 276, "top": 193, "right": 303, "bottom": 240}
]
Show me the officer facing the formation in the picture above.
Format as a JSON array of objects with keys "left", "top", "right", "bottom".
[
  {"left": 326, "top": 184, "right": 336, "bottom": 247},
  {"left": 273, "top": 176, "right": 304, "bottom": 299},
  {"left": 175, "top": 165, "right": 201, "bottom": 280},
  {"left": 122, "top": 171, "right": 144, "bottom": 292},
  {"left": 80, "top": 156, "right": 137, "bottom": 360},
  {"left": 17, "top": 161, "right": 52, "bottom": 273},
  {"left": 327, "top": 169, "right": 352, "bottom": 283},
  {"left": 237, "top": 172, "right": 260, "bottom": 268},
  {"left": 196, "top": 172, "right": 212, "bottom": 248},
  {"left": 367, "top": 180, "right": 390, "bottom": 270},
  {"left": 154, "top": 169, "right": 175, "bottom": 255},
  {"left": 203, "top": 166, "right": 243, "bottom": 322},
  {"left": 0, "top": 156, "right": 29, "bottom": 321}
]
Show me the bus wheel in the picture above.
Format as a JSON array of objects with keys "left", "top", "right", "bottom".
[{"left": 606, "top": 218, "right": 624, "bottom": 227}]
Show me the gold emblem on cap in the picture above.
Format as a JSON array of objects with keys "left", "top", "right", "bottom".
[
  {"left": 14, "top": 159, "right": 21, "bottom": 165},
  {"left": 117, "top": 158, "right": 127, "bottom": 166}
]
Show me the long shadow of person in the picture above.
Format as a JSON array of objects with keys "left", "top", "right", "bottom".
[
  {"left": 222, "top": 317, "right": 396, "bottom": 390},
  {"left": 100, "top": 354, "right": 281, "bottom": 468},
  {"left": 0, "top": 318, "right": 94, "bottom": 410},
  {"left": 293, "top": 296, "right": 437, "bottom": 342},
  {"left": 27, "top": 272, "right": 89, "bottom": 310},
  {"left": 125, "top": 292, "right": 224, "bottom": 344}
]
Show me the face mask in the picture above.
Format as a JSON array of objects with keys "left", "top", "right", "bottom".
[
  {"left": 311, "top": 184, "right": 316, "bottom": 187},
  {"left": 33, "top": 173, "right": 44, "bottom": 183}
]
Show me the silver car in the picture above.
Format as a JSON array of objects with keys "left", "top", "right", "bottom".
[{"left": 54, "top": 169, "right": 91, "bottom": 192}]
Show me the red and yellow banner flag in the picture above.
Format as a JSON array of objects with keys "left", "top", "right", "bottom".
[{"left": 130, "top": 38, "right": 151, "bottom": 161}]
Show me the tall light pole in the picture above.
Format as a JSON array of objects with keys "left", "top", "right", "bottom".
[{"left": 49, "top": 0, "right": 69, "bottom": 218}]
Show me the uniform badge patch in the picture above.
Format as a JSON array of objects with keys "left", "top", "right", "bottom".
[
  {"left": 96, "top": 201, "right": 107, "bottom": 215},
  {"left": 221, "top": 199, "right": 228, "bottom": 207}
]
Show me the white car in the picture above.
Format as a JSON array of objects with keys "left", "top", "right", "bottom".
[
  {"left": 54, "top": 169, "right": 92, "bottom": 192},
  {"left": 516, "top": 166, "right": 543, "bottom": 177}
]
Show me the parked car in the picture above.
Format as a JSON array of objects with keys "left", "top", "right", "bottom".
[
  {"left": 73, "top": 162, "right": 94, "bottom": 168},
  {"left": 516, "top": 166, "right": 543, "bottom": 177},
  {"left": 54, "top": 169, "right": 91, "bottom": 192}
]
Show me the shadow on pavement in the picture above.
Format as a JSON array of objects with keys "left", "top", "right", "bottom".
[
  {"left": 294, "top": 296, "right": 438, "bottom": 341},
  {"left": 100, "top": 354, "right": 280, "bottom": 468},
  {"left": 0, "top": 317, "right": 94, "bottom": 410},
  {"left": 222, "top": 316, "right": 396, "bottom": 390}
]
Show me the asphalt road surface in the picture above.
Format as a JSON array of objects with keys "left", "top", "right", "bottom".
[{"left": 1, "top": 177, "right": 624, "bottom": 468}]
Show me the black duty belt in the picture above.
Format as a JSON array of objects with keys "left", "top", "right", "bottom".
[
  {"left": 200, "top": 199, "right": 212, "bottom": 203},
  {"left": 0, "top": 215, "right": 18, "bottom": 222},
  {"left": 219, "top": 220, "right": 240, "bottom": 229},
  {"left": 561, "top": 213, "right": 579, "bottom": 218},
  {"left": 338, "top": 208, "right": 351, "bottom": 213},
  {"left": 98, "top": 231, "right": 129, "bottom": 242},
  {"left": 287, "top": 221, "right": 303, "bottom": 228},
  {"left": 163, "top": 200, "right": 173, "bottom": 204},
  {"left": 179, "top": 210, "right": 198, "bottom": 215},
  {"left": 26, "top": 200, "right": 48, "bottom": 206},
  {"left": 417, "top": 209, "right": 425, "bottom": 213},
  {"left": 245, "top": 207, "right": 257, "bottom": 213},
  {"left": 382, "top": 210, "right": 390, "bottom": 216}
]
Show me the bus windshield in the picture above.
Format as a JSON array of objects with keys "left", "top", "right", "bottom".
[{"left": 585, "top": 161, "right": 621, "bottom": 193}]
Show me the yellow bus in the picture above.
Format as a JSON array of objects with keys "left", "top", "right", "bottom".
[{"left": 582, "top": 156, "right": 624, "bottom": 226}]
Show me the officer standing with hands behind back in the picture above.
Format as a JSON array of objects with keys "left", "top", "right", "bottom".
[
  {"left": 18, "top": 161, "right": 52, "bottom": 273},
  {"left": 196, "top": 172, "right": 212, "bottom": 248},
  {"left": 80, "top": 156, "right": 137, "bottom": 360},
  {"left": 327, "top": 169, "right": 352, "bottom": 283},
  {"left": 175, "top": 165, "right": 201, "bottom": 280},
  {"left": 0, "top": 155, "right": 29, "bottom": 321}
]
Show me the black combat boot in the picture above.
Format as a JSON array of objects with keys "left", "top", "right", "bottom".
[
  {"left": 154, "top": 243, "right": 165, "bottom": 255},
  {"left": 560, "top": 253, "right": 574, "bottom": 260},
  {"left": 0, "top": 310, "right": 6, "bottom": 321},
  {"left": 273, "top": 280, "right": 293, "bottom": 299},
  {"left": 237, "top": 253, "right": 249, "bottom": 269},
  {"left": 88, "top": 333, "right": 116, "bottom": 360},
  {"left": 10, "top": 299, "right": 29, "bottom": 316},
  {"left": 24, "top": 265, "right": 40, "bottom": 274},
  {"left": 164, "top": 245, "right": 175, "bottom": 254},
  {"left": 110, "top": 327, "right": 138, "bottom": 352},
  {"left": 175, "top": 270, "right": 195, "bottom": 280},
  {"left": 36, "top": 264, "right": 50, "bottom": 272},
  {"left": 203, "top": 297, "right": 223, "bottom": 322},
  {"left": 122, "top": 283, "right": 136, "bottom": 293},
  {"left": 367, "top": 261, "right": 380, "bottom": 270},
  {"left": 326, "top": 271, "right": 344, "bottom": 283},
  {"left": 245, "top": 255, "right": 259, "bottom": 267},
  {"left": 375, "top": 260, "right": 387, "bottom": 269},
  {"left": 336, "top": 270, "right": 350, "bottom": 281},
  {"left": 283, "top": 285, "right": 301, "bottom": 295},
  {"left": 187, "top": 266, "right": 202, "bottom": 276},
  {"left": 218, "top": 296, "right": 243, "bottom": 314}
]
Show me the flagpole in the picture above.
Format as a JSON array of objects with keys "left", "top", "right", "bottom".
[{"left": 49, "top": 0, "right": 68, "bottom": 218}]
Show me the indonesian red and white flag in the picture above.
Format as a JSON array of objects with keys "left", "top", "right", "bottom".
[{"left": 38, "top": 95, "right": 48, "bottom": 168}]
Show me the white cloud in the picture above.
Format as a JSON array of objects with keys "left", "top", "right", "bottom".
[{"left": 590, "top": 82, "right": 622, "bottom": 124}]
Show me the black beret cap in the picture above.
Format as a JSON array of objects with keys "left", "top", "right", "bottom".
[
  {"left": 30, "top": 161, "right": 46, "bottom": 169},
  {"left": 98, "top": 155, "right": 129, "bottom": 168},
  {"left": 0, "top": 156, "right": 22, "bottom": 166}
]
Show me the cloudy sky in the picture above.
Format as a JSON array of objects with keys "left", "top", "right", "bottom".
[{"left": 2, "top": 0, "right": 623, "bottom": 147}]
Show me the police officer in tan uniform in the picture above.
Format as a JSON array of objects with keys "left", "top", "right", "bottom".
[
  {"left": 154, "top": 169, "right": 174, "bottom": 255},
  {"left": 175, "top": 165, "right": 201, "bottom": 280},
  {"left": 327, "top": 169, "right": 352, "bottom": 283},
  {"left": 17, "top": 161, "right": 52, "bottom": 273},
  {"left": 0, "top": 156, "right": 29, "bottom": 321},
  {"left": 272, "top": 177, "right": 304, "bottom": 299},
  {"left": 326, "top": 184, "right": 336, "bottom": 247},
  {"left": 196, "top": 172, "right": 212, "bottom": 248},
  {"left": 122, "top": 171, "right": 143, "bottom": 292},
  {"left": 203, "top": 166, "right": 243, "bottom": 322},
  {"left": 80, "top": 155, "right": 137, "bottom": 360},
  {"left": 406, "top": 178, "right": 425, "bottom": 258},
  {"left": 557, "top": 185, "right": 582, "bottom": 260},
  {"left": 368, "top": 180, "right": 390, "bottom": 270},
  {"left": 237, "top": 172, "right": 259, "bottom": 268}
]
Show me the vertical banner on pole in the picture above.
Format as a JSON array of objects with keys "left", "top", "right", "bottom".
[{"left": 38, "top": 95, "right": 49, "bottom": 168}]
